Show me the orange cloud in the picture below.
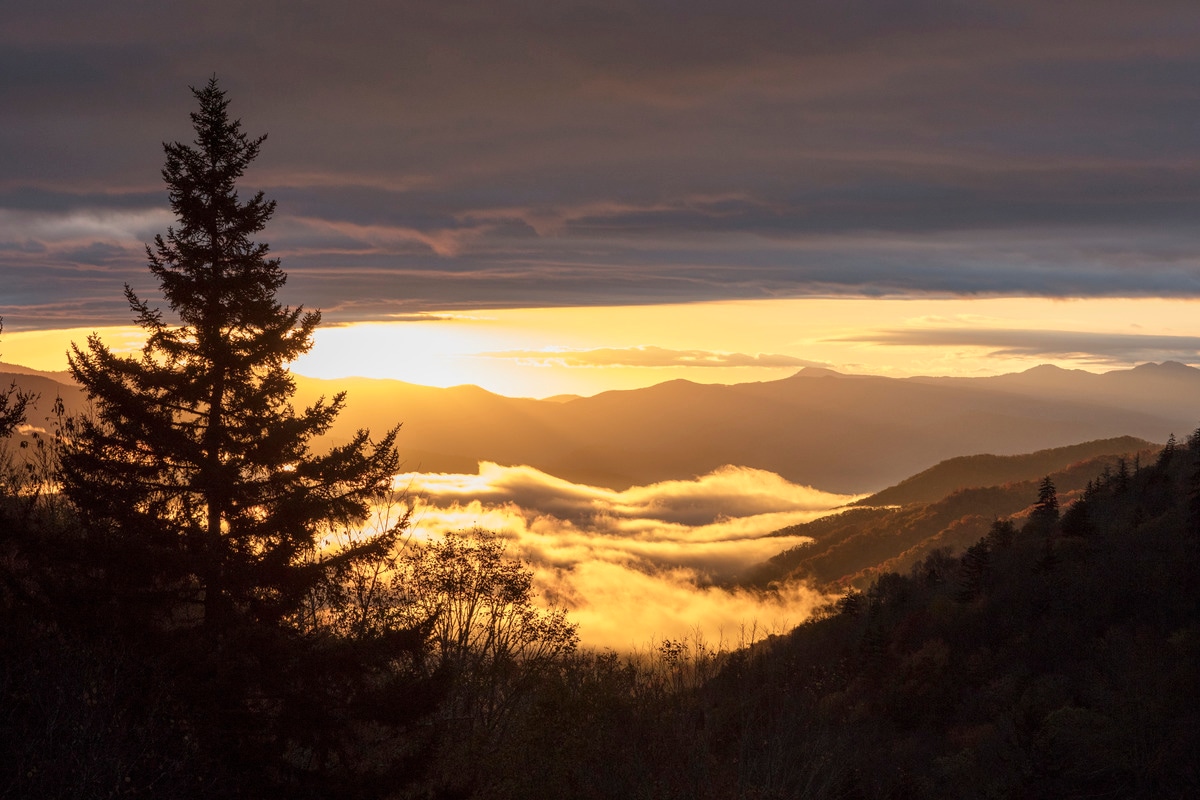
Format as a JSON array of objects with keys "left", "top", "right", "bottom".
[{"left": 389, "top": 463, "right": 857, "bottom": 648}]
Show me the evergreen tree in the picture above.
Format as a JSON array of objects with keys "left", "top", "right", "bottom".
[
  {"left": 62, "top": 78, "right": 400, "bottom": 631},
  {"left": 955, "top": 539, "right": 991, "bottom": 603},
  {"left": 1158, "top": 433, "right": 1178, "bottom": 468},
  {"left": 1059, "top": 497, "right": 1094, "bottom": 538},
  {"left": 1030, "top": 475, "right": 1059, "bottom": 526},
  {"left": 1115, "top": 456, "right": 1131, "bottom": 492},
  {"left": 58, "top": 79, "right": 435, "bottom": 796}
]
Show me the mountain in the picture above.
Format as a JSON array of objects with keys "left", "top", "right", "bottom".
[
  {"left": 4, "top": 361, "right": 1199, "bottom": 493},
  {"left": 746, "top": 441, "right": 1154, "bottom": 589},
  {"left": 910, "top": 360, "right": 1200, "bottom": 421},
  {"left": 0, "top": 362, "right": 75, "bottom": 383},
  {"left": 297, "top": 363, "right": 1195, "bottom": 493},
  {"left": 858, "top": 436, "right": 1153, "bottom": 507},
  {"left": 0, "top": 369, "right": 86, "bottom": 436},
  {"left": 692, "top": 437, "right": 1200, "bottom": 800}
]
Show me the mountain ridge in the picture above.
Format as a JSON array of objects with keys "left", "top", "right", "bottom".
[{"left": 3, "top": 361, "right": 1197, "bottom": 493}]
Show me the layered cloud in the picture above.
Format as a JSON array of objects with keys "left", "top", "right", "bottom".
[
  {"left": 843, "top": 328, "right": 1200, "bottom": 367},
  {"left": 479, "top": 346, "right": 830, "bottom": 370},
  {"left": 391, "top": 462, "right": 859, "bottom": 649},
  {"left": 7, "top": 3, "right": 1200, "bottom": 327}
]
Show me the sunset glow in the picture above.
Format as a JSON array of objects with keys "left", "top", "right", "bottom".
[
  {"left": 292, "top": 296, "right": 1200, "bottom": 397},
  {"left": 10, "top": 296, "right": 1200, "bottom": 398}
]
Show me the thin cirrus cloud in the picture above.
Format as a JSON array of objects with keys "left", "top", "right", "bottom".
[
  {"left": 6, "top": 2, "right": 1200, "bottom": 328},
  {"left": 478, "top": 345, "right": 831, "bottom": 370},
  {"left": 842, "top": 328, "right": 1200, "bottom": 365}
]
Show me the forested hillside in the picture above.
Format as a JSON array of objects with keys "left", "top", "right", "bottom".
[
  {"left": 747, "top": 439, "right": 1156, "bottom": 589},
  {"left": 7, "top": 398, "right": 1199, "bottom": 798},
  {"left": 857, "top": 436, "right": 1152, "bottom": 507},
  {"left": 396, "top": 430, "right": 1200, "bottom": 799}
]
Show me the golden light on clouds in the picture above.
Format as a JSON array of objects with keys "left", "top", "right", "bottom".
[{"left": 394, "top": 462, "right": 855, "bottom": 649}]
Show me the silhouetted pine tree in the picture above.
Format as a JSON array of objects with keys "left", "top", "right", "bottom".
[
  {"left": 58, "top": 79, "right": 435, "bottom": 798},
  {"left": 1157, "top": 433, "right": 1178, "bottom": 468},
  {"left": 1029, "top": 475, "right": 1059, "bottom": 528},
  {"left": 985, "top": 517, "right": 1016, "bottom": 549},
  {"left": 1116, "top": 457, "right": 1131, "bottom": 492},
  {"left": 1188, "top": 428, "right": 1200, "bottom": 538},
  {"left": 63, "top": 77, "right": 401, "bottom": 632}
]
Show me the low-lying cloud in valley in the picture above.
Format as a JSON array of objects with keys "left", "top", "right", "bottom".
[{"left": 392, "top": 463, "right": 859, "bottom": 649}]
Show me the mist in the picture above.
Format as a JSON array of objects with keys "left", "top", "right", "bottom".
[{"left": 393, "top": 463, "right": 859, "bottom": 649}]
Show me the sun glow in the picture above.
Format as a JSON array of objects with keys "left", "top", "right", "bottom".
[
  {"left": 292, "top": 296, "right": 1200, "bottom": 398},
  {"left": 10, "top": 297, "right": 1200, "bottom": 399},
  {"left": 0, "top": 326, "right": 146, "bottom": 373}
]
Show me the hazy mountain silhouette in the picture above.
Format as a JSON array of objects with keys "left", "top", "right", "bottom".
[
  {"left": 910, "top": 360, "right": 1200, "bottom": 420},
  {"left": 4, "top": 362, "right": 1197, "bottom": 493},
  {"left": 0, "top": 362, "right": 75, "bottom": 383},
  {"left": 0, "top": 367, "right": 86, "bottom": 434},
  {"left": 295, "top": 364, "right": 1191, "bottom": 492}
]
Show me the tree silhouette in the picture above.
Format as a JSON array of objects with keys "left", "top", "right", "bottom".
[
  {"left": 62, "top": 78, "right": 401, "bottom": 631},
  {"left": 0, "top": 320, "right": 33, "bottom": 438},
  {"left": 57, "top": 79, "right": 433, "bottom": 796},
  {"left": 399, "top": 528, "right": 577, "bottom": 727},
  {"left": 1029, "top": 475, "right": 1060, "bottom": 528},
  {"left": 955, "top": 539, "right": 991, "bottom": 603}
]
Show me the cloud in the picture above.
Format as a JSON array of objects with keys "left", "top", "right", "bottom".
[
  {"left": 841, "top": 327, "right": 1200, "bottom": 365},
  {"left": 479, "top": 345, "right": 830, "bottom": 370},
  {"left": 388, "top": 462, "right": 857, "bottom": 648},
  {"left": 401, "top": 462, "right": 858, "bottom": 527},
  {"left": 7, "top": 3, "right": 1200, "bottom": 326},
  {"left": 547, "top": 561, "right": 832, "bottom": 652}
]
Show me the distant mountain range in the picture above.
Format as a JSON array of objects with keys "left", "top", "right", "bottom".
[{"left": 5, "top": 360, "right": 1199, "bottom": 493}]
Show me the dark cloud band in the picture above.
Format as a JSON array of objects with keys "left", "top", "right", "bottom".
[{"left": 6, "top": 2, "right": 1200, "bottom": 327}]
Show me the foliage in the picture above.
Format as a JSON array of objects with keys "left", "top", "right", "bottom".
[
  {"left": 393, "top": 528, "right": 579, "bottom": 795},
  {"left": 0, "top": 320, "right": 34, "bottom": 439},
  {"left": 752, "top": 450, "right": 1145, "bottom": 589},
  {"left": 1028, "top": 474, "right": 1060, "bottom": 531},
  {"left": 390, "top": 437, "right": 1200, "bottom": 800}
]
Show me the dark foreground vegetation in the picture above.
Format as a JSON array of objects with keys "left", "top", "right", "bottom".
[
  {"left": 8, "top": 417, "right": 1200, "bottom": 799},
  {"left": 3, "top": 82, "right": 1199, "bottom": 798}
]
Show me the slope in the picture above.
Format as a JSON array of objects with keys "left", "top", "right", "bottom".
[{"left": 748, "top": 438, "right": 1155, "bottom": 589}]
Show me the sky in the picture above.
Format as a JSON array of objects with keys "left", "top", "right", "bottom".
[{"left": 6, "top": 1, "right": 1200, "bottom": 396}]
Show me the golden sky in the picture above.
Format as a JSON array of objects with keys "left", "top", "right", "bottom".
[{"left": 11, "top": 295, "right": 1200, "bottom": 398}]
